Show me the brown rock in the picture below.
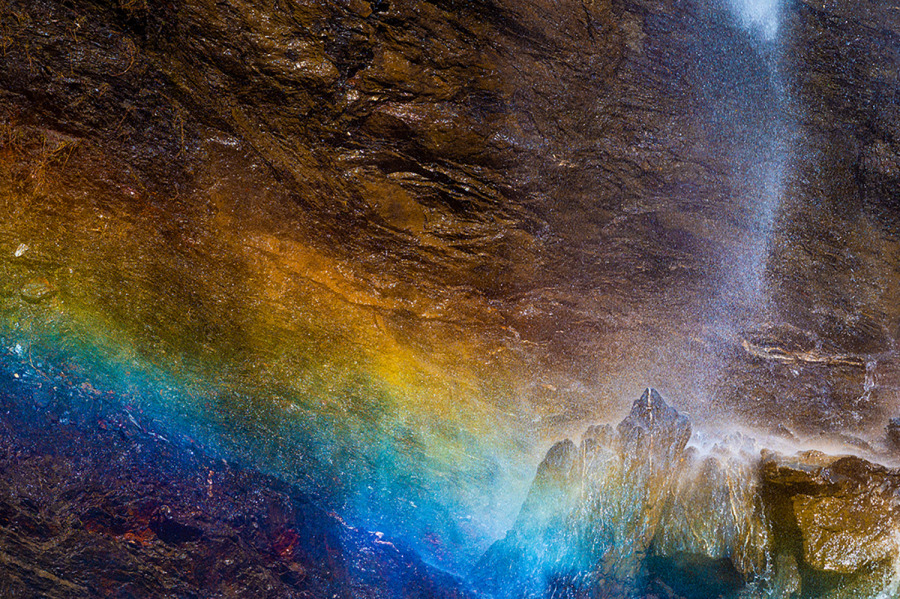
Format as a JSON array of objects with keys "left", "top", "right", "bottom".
[{"left": 793, "top": 494, "right": 897, "bottom": 573}]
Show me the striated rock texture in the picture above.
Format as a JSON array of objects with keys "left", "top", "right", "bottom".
[
  {"left": 0, "top": 370, "right": 474, "bottom": 598},
  {"left": 764, "top": 453, "right": 900, "bottom": 576},
  {"left": 0, "top": 0, "right": 897, "bottom": 440},
  {"left": 0, "top": 0, "right": 898, "bottom": 593},
  {"left": 474, "top": 389, "right": 900, "bottom": 598}
]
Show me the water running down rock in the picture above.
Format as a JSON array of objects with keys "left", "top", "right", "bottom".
[
  {"left": 0, "top": 0, "right": 897, "bottom": 595},
  {"left": 474, "top": 389, "right": 900, "bottom": 598}
]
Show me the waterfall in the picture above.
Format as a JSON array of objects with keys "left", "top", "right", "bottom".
[
  {"left": 719, "top": 0, "right": 794, "bottom": 312},
  {"left": 726, "top": 0, "right": 782, "bottom": 40}
]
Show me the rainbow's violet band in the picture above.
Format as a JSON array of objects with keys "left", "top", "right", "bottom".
[
  {"left": 2, "top": 143, "right": 898, "bottom": 598},
  {"left": 0, "top": 233, "right": 533, "bottom": 572},
  {"left": 0, "top": 122, "right": 546, "bottom": 574}
]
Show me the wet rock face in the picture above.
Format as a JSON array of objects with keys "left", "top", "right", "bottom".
[
  {"left": 0, "top": 0, "right": 897, "bottom": 438},
  {"left": 765, "top": 455, "right": 900, "bottom": 575},
  {"left": 0, "top": 381, "right": 473, "bottom": 599},
  {"left": 475, "top": 390, "right": 900, "bottom": 598},
  {"left": 474, "top": 390, "right": 700, "bottom": 596},
  {"left": 0, "top": 0, "right": 899, "bottom": 594}
]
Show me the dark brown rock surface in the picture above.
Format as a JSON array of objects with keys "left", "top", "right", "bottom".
[
  {"left": 0, "top": 377, "right": 473, "bottom": 598},
  {"left": 0, "top": 0, "right": 899, "bottom": 595},
  {"left": 0, "top": 0, "right": 897, "bottom": 434}
]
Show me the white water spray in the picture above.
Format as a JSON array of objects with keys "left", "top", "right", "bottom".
[
  {"left": 713, "top": 0, "right": 794, "bottom": 317},
  {"left": 727, "top": 0, "right": 782, "bottom": 40}
]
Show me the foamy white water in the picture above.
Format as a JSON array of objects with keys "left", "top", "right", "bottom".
[{"left": 727, "top": 0, "right": 782, "bottom": 40}]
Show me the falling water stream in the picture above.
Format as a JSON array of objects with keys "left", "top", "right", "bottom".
[
  {"left": 0, "top": 0, "right": 897, "bottom": 596},
  {"left": 470, "top": 4, "right": 900, "bottom": 598},
  {"left": 718, "top": 0, "right": 794, "bottom": 314},
  {"left": 728, "top": 0, "right": 782, "bottom": 40}
]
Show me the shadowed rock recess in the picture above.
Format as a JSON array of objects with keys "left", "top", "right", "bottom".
[
  {"left": 474, "top": 389, "right": 900, "bottom": 598},
  {"left": 0, "top": 0, "right": 898, "bottom": 597}
]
